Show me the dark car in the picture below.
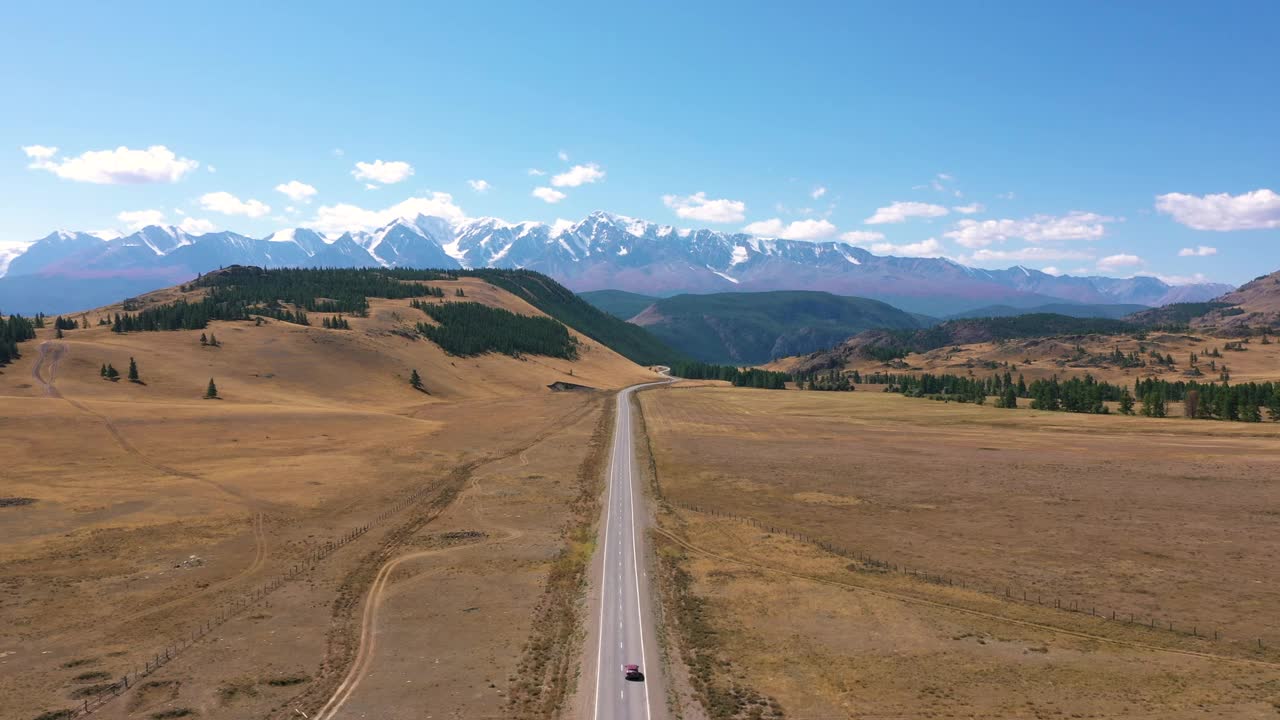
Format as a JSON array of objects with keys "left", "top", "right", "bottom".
[{"left": 623, "top": 664, "right": 644, "bottom": 681}]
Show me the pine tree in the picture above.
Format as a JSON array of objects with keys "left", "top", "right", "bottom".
[
  {"left": 205, "top": 378, "right": 219, "bottom": 399},
  {"left": 999, "top": 386, "right": 1018, "bottom": 409},
  {"left": 1119, "top": 387, "right": 1135, "bottom": 415},
  {"left": 55, "top": 326, "right": 64, "bottom": 339},
  {"left": 200, "top": 332, "right": 208, "bottom": 346},
  {"left": 209, "top": 333, "right": 219, "bottom": 347},
  {"left": 105, "top": 363, "right": 120, "bottom": 381},
  {"left": 128, "top": 357, "right": 139, "bottom": 383},
  {"left": 409, "top": 369, "right": 424, "bottom": 391},
  {"left": 100, "top": 363, "right": 108, "bottom": 378}
]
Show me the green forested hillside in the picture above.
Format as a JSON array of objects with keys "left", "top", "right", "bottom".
[
  {"left": 629, "top": 290, "right": 923, "bottom": 364},
  {"left": 466, "top": 270, "right": 681, "bottom": 365},
  {"left": 578, "top": 289, "right": 659, "bottom": 319}
]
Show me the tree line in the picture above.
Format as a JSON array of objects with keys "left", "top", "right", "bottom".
[
  {"left": 860, "top": 369, "right": 1280, "bottom": 421},
  {"left": 415, "top": 301, "right": 579, "bottom": 359},
  {"left": 189, "top": 267, "right": 447, "bottom": 315},
  {"left": 0, "top": 313, "right": 38, "bottom": 366},
  {"left": 110, "top": 268, "right": 453, "bottom": 333},
  {"left": 670, "top": 361, "right": 790, "bottom": 389}
]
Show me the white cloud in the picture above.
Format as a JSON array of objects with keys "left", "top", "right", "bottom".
[
  {"left": 527, "top": 168, "right": 546, "bottom": 176},
  {"left": 1137, "top": 271, "right": 1210, "bottom": 286},
  {"left": 1041, "top": 266, "right": 1062, "bottom": 276},
  {"left": 117, "top": 209, "right": 167, "bottom": 230},
  {"left": 532, "top": 186, "right": 567, "bottom": 204},
  {"left": 662, "top": 192, "right": 746, "bottom": 223},
  {"left": 937, "top": 173, "right": 954, "bottom": 182},
  {"left": 364, "top": 183, "right": 378, "bottom": 190},
  {"left": 207, "top": 165, "right": 217, "bottom": 174},
  {"left": 1155, "top": 188, "right": 1280, "bottom": 231},
  {"left": 997, "top": 191, "right": 1016, "bottom": 200},
  {"left": 307, "top": 192, "right": 467, "bottom": 234},
  {"left": 870, "top": 238, "right": 944, "bottom": 258},
  {"left": 1178, "top": 245, "right": 1218, "bottom": 257},
  {"left": 27, "top": 145, "right": 198, "bottom": 184},
  {"left": 179, "top": 217, "right": 216, "bottom": 234},
  {"left": 551, "top": 163, "right": 605, "bottom": 188},
  {"left": 742, "top": 218, "right": 837, "bottom": 240},
  {"left": 21, "top": 144, "right": 57, "bottom": 160},
  {"left": 467, "top": 179, "right": 492, "bottom": 193},
  {"left": 865, "top": 201, "right": 950, "bottom": 224},
  {"left": 199, "top": 191, "right": 271, "bottom": 218},
  {"left": 969, "top": 247, "right": 1095, "bottom": 263},
  {"left": 352, "top": 159, "right": 414, "bottom": 185},
  {"left": 944, "top": 211, "right": 1117, "bottom": 248},
  {"left": 558, "top": 150, "right": 570, "bottom": 162},
  {"left": 952, "top": 203, "right": 984, "bottom": 215},
  {"left": 332, "top": 148, "right": 345, "bottom": 157},
  {"left": 811, "top": 186, "right": 827, "bottom": 199},
  {"left": 1097, "top": 253, "right": 1143, "bottom": 271},
  {"left": 838, "top": 230, "right": 885, "bottom": 244},
  {"left": 275, "top": 180, "right": 318, "bottom": 203}
]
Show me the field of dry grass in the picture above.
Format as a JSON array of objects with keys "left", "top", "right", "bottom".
[
  {"left": 774, "top": 330, "right": 1280, "bottom": 388},
  {"left": 639, "top": 385, "right": 1280, "bottom": 719},
  {"left": 0, "top": 276, "right": 657, "bottom": 720}
]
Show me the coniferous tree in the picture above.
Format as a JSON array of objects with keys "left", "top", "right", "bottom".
[
  {"left": 100, "top": 363, "right": 108, "bottom": 378},
  {"left": 200, "top": 332, "right": 208, "bottom": 346},
  {"left": 128, "top": 357, "right": 139, "bottom": 383},
  {"left": 205, "top": 378, "right": 219, "bottom": 399},
  {"left": 209, "top": 333, "right": 219, "bottom": 347},
  {"left": 998, "top": 386, "right": 1018, "bottom": 409},
  {"left": 55, "top": 326, "right": 64, "bottom": 339},
  {"left": 1119, "top": 387, "right": 1135, "bottom": 415},
  {"left": 410, "top": 369, "right": 424, "bottom": 391},
  {"left": 105, "top": 363, "right": 120, "bottom": 381}
]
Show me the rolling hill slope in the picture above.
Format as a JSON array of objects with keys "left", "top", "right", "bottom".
[
  {"left": 628, "top": 290, "right": 924, "bottom": 364},
  {"left": 578, "top": 289, "right": 660, "bottom": 320}
]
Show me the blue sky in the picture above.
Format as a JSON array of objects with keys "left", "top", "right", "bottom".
[{"left": 2, "top": 1, "right": 1277, "bottom": 284}]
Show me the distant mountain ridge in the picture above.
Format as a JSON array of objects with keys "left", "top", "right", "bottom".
[
  {"left": 623, "top": 290, "right": 925, "bottom": 364},
  {"left": 0, "top": 211, "right": 1232, "bottom": 315},
  {"left": 946, "top": 302, "right": 1150, "bottom": 320}
]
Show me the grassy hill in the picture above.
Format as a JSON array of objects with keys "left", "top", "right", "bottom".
[
  {"left": 790, "top": 312, "right": 1140, "bottom": 373},
  {"left": 578, "top": 289, "right": 660, "bottom": 320},
  {"left": 7, "top": 267, "right": 660, "bottom": 405},
  {"left": 628, "top": 290, "right": 923, "bottom": 365}
]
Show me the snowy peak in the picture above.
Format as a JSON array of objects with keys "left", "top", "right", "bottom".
[{"left": 0, "top": 210, "right": 1237, "bottom": 317}]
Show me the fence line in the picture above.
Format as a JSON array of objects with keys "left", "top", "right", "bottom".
[
  {"left": 61, "top": 480, "right": 444, "bottom": 717},
  {"left": 664, "top": 498, "right": 1273, "bottom": 652}
]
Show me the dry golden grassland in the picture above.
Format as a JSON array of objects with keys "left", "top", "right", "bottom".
[
  {"left": 640, "top": 385, "right": 1280, "bottom": 719},
  {"left": 783, "top": 330, "right": 1280, "bottom": 388},
  {"left": 0, "top": 276, "right": 657, "bottom": 720}
]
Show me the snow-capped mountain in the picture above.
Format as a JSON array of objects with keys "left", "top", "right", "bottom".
[{"left": 0, "top": 211, "right": 1233, "bottom": 316}]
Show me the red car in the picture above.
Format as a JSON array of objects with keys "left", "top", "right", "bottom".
[{"left": 623, "top": 664, "right": 644, "bottom": 681}]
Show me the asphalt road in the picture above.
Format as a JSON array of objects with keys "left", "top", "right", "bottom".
[{"left": 590, "top": 381, "right": 668, "bottom": 720}]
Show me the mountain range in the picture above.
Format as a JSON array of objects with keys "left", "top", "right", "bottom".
[{"left": 0, "top": 211, "right": 1232, "bottom": 316}]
